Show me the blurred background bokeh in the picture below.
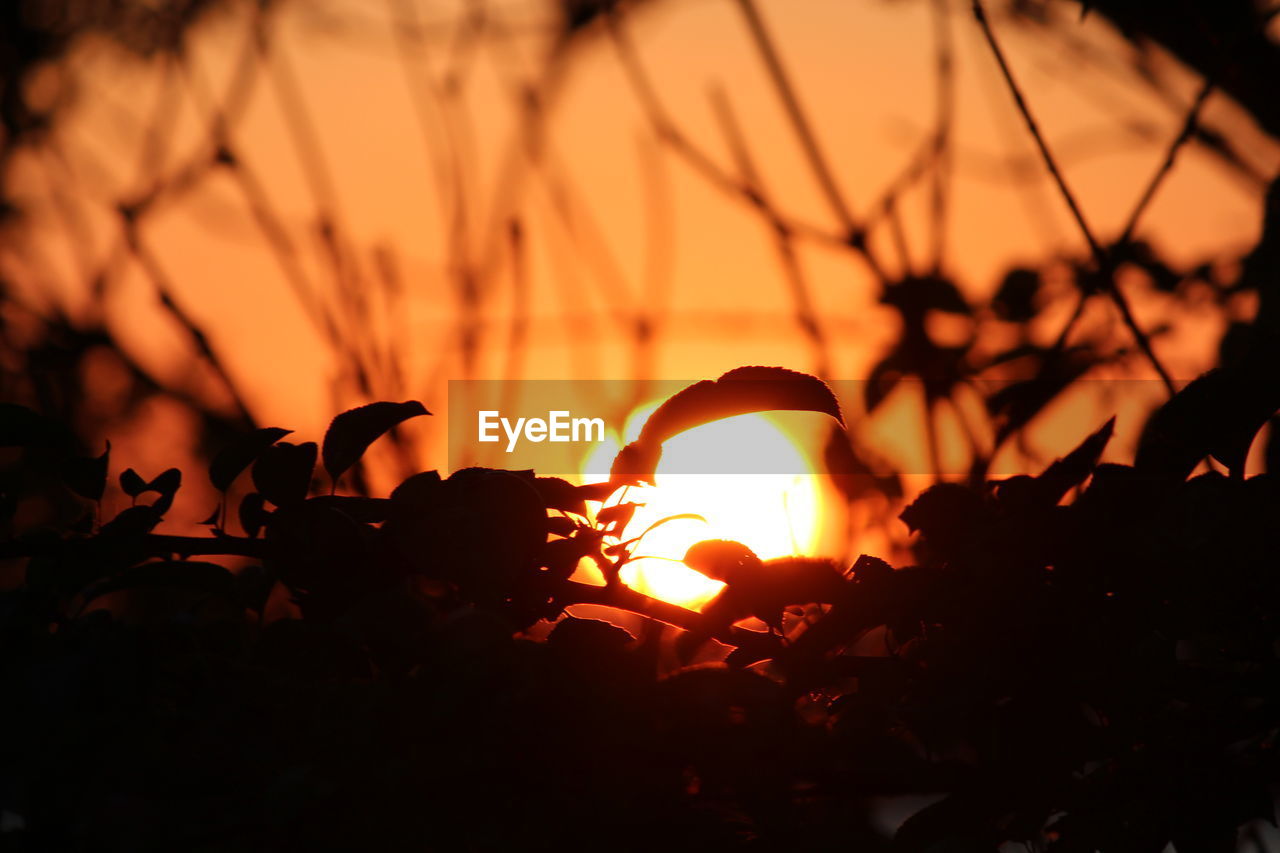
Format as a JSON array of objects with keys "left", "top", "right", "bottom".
[{"left": 2, "top": 0, "right": 1278, "bottom": 562}]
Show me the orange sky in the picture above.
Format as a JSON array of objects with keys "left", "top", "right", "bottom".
[{"left": 4, "top": 0, "right": 1278, "bottom": 544}]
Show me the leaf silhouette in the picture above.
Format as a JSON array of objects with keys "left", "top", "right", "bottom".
[
  {"left": 119, "top": 468, "right": 147, "bottom": 498},
  {"left": 120, "top": 467, "right": 180, "bottom": 511},
  {"left": 147, "top": 468, "right": 182, "bottom": 515},
  {"left": 252, "top": 441, "right": 317, "bottom": 506},
  {"left": 682, "top": 539, "right": 761, "bottom": 582},
  {"left": 150, "top": 468, "right": 181, "bottom": 497},
  {"left": 1034, "top": 416, "right": 1115, "bottom": 503},
  {"left": 321, "top": 401, "right": 430, "bottom": 484},
  {"left": 1136, "top": 367, "right": 1280, "bottom": 479},
  {"left": 209, "top": 427, "right": 292, "bottom": 491},
  {"left": 611, "top": 366, "right": 842, "bottom": 484},
  {"left": 899, "top": 482, "right": 993, "bottom": 556}
]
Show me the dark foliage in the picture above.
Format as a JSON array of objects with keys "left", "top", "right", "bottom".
[{"left": 3, "top": 362, "right": 1280, "bottom": 851}]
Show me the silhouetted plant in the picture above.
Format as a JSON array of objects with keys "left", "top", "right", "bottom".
[{"left": 4, "top": 359, "right": 1280, "bottom": 849}]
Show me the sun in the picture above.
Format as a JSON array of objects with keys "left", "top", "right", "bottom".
[{"left": 578, "top": 403, "right": 825, "bottom": 610}]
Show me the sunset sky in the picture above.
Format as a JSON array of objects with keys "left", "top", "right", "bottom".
[{"left": 5, "top": 0, "right": 1278, "bottom": 555}]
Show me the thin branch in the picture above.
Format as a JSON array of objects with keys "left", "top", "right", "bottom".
[
  {"left": 606, "top": 12, "right": 887, "bottom": 282},
  {"left": 927, "top": 0, "right": 956, "bottom": 273},
  {"left": 1054, "top": 77, "right": 1214, "bottom": 354},
  {"left": 710, "top": 84, "right": 833, "bottom": 379},
  {"left": 1117, "top": 77, "right": 1215, "bottom": 246},
  {"left": 733, "top": 0, "right": 856, "bottom": 233},
  {"left": 971, "top": 0, "right": 1174, "bottom": 394},
  {"left": 122, "top": 224, "right": 257, "bottom": 427},
  {"left": 501, "top": 218, "right": 529, "bottom": 417}
]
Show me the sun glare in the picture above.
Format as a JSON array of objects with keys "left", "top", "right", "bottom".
[{"left": 578, "top": 405, "right": 825, "bottom": 610}]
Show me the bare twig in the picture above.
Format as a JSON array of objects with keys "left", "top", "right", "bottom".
[
  {"left": 1054, "top": 77, "right": 1214, "bottom": 354},
  {"left": 606, "top": 12, "right": 887, "bottom": 282},
  {"left": 733, "top": 0, "right": 857, "bottom": 233},
  {"left": 927, "top": 0, "right": 956, "bottom": 273},
  {"left": 710, "top": 84, "right": 833, "bottom": 379},
  {"left": 1118, "top": 77, "right": 1215, "bottom": 246},
  {"left": 120, "top": 223, "right": 256, "bottom": 427},
  {"left": 971, "top": 0, "right": 1174, "bottom": 394}
]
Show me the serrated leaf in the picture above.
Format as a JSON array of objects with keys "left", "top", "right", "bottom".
[
  {"left": 611, "top": 367, "right": 842, "bottom": 485},
  {"left": 209, "top": 427, "right": 292, "bottom": 491},
  {"left": 321, "top": 401, "right": 430, "bottom": 484}
]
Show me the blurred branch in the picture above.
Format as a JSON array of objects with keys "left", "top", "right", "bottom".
[
  {"left": 710, "top": 84, "right": 833, "bottom": 379},
  {"left": 732, "top": 0, "right": 857, "bottom": 234},
  {"left": 927, "top": 0, "right": 955, "bottom": 274},
  {"left": 606, "top": 11, "right": 887, "bottom": 283},
  {"left": 972, "top": 0, "right": 1174, "bottom": 394},
  {"left": 1053, "top": 77, "right": 1216, "bottom": 354},
  {"left": 121, "top": 220, "right": 257, "bottom": 427}
]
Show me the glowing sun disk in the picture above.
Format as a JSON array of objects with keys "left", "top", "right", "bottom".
[{"left": 579, "top": 407, "right": 824, "bottom": 610}]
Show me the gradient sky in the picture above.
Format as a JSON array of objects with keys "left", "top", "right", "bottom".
[{"left": 6, "top": 0, "right": 1278, "bottom": 532}]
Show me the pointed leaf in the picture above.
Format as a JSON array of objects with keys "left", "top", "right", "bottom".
[
  {"left": 1035, "top": 416, "right": 1115, "bottom": 503},
  {"left": 1136, "top": 367, "right": 1280, "bottom": 479},
  {"left": 612, "top": 367, "right": 842, "bottom": 484},
  {"left": 322, "top": 401, "right": 430, "bottom": 484},
  {"left": 209, "top": 428, "right": 292, "bottom": 491}
]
